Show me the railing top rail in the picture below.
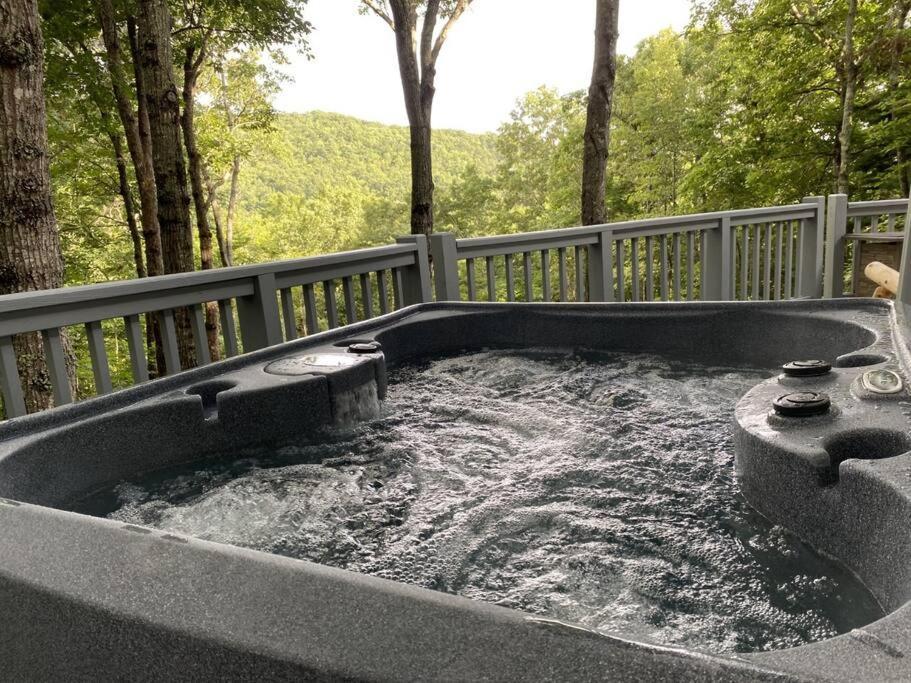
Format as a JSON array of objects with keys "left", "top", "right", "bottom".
[
  {"left": 451, "top": 202, "right": 817, "bottom": 257},
  {"left": 844, "top": 231, "right": 904, "bottom": 242},
  {"left": 847, "top": 198, "right": 909, "bottom": 217},
  {"left": 0, "top": 242, "right": 417, "bottom": 318},
  {"left": 727, "top": 203, "right": 817, "bottom": 225}
]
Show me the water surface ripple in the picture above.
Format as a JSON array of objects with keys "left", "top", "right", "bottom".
[{"left": 80, "top": 350, "right": 883, "bottom": 653}]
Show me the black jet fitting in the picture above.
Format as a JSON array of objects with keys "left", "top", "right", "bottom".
[
  {"left": 773, "top": 391, "right": 831, "bottom": 417},
  {"left": 782, "top": 360, "right": 832, "bottom": 377}
]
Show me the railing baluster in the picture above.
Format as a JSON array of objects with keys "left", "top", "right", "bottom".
[
  {"left": 189, "top": 305, "right": 211, "bottom": 366},
  {"left": 740, "top": 227, "right": 748, "bottom": 300},
  {"left": 158, "top": 310, "right": 181, "bottom": 375},
  {"left": 616, "top": 239, "right": 626, "bottom": 301},
  {"left": 631, "top": 237, "right": 641, "bottom": 301},
  {"left": 302, "top": 284, "right": 320, "bottom": 334},
  {"left": 888, "top": 214, "right": 896, "bottom": 231},
  {"left": 659, "top": 235, "right": 669, "bottom": 300},
  {"left": 523, "top": 251, "right": 534, "bottom": 301},
  {"left": 123, "top": 314, "right": 149, "bottom": 383},
  {"left": 774, "top": 223, "right": 784, "bottom": 300},
  {"left": 752, "top": 225, "right": 761, "bottom": 300},
  {"left": 466, "top": 258, "right": 477, "bottom": 301},
  {"left": 541, "top": 250, "right": 551, "bottom": 301},
  {"left": 574, "top": 246, "right": 584, "bottom": 302},
  {"left": 505, "top": 254, "right": 516, "bottom": 302},
  {"left": 785, "top": 223, "right": 795, "bottom": 299},
  {"left": 486, "top": 256, "right": 496, "bottom": 301},
  {"left": 672, "top": 233, "right": 681, "bottom": 300},
  {"left": 342, "top": 276, "right": 357, "bottom": 323},
  {"left": 218, "top": 300, "right": 239, "bottom": 356},
  {"left": 871, "top": 216, "right": 879, "bottom": 231},
  {"left": 686, "top": 232, "right": 695, "bottom": 300},
  {"left": 392, "top": 268, "right": 404, "bottom": 309},
  {"left": 763, "top": 223, "right": 772, "bottom": 300},
  {"left": 41, "top": 327, "right": 73, "bottom": 405},
  {"left": 279, "top": 288, "right": 298, "bottom": 341},
  {"left": 558, "top": 247, "right": 568, "bottom": 301},
  {"left": 377, "top": 270, "right": 390, "bottom": 314},
  {"left": 360, "top": 273, "right": 374, "bottom": 319},
  {"left": 323, "top": 280, "right": 340, "bottom": 328},
  {"left": 85, "top": 320, "right": 113, "bottom": 394},
  {"left": 644, "top": 236, "right": 654, "bottom": 301},
  {"left": 0, "top": 336, "right": 26, "bottom": 418},
  {"left": 851, "top": 217, "right": 864, "bottom": 291}
]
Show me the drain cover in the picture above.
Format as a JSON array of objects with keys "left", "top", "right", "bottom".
[
  {"left": 348, "top": 341, "right": 382, "bottom": 354},
  {"left": 782, "top": 360, "right": 831, "bottom": 377},
  {"left": 773, "top": 392, "right": 831, "bottom": 417},
  {"left": 264, "top": 353, "right": 361, "bottom": 376},
  {"left": 862, "top": 369, "right": 903, "bottom": 394}
]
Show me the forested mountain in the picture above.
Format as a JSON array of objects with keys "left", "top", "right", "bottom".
[
  {"left": 8, "top": 0, "right": 908, "bottom": 407},
  {"left": 45, "top": 2, "right": 911, "bottom": 292},
  {"left": 242, "top": 111, "right": 498, "bottom": 202},
  {"left": 233, "top": 112, "right": 498, "bottom": 263}
]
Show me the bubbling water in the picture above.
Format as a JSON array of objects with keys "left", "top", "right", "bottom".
[{"left": 77, "top": 350, "right": 883, "bottom": 653}]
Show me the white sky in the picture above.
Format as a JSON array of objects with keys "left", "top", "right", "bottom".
[{"left": 274, "top": 0, "right": 693, "bottom": 133}]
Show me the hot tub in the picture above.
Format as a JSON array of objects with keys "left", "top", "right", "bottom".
[{"left": 0, "top": 300, "right": 909, "bottom": 681}]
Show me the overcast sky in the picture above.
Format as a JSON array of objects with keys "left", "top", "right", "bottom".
[{"left": 274, "top": 1, "right": 693, "bottom": 133}]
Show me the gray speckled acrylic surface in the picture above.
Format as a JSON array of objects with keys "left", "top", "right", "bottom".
[{"left": 0, "top": 299, "right": 909, "bottom": 681}]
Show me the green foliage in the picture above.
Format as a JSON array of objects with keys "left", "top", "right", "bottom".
[
  {"left": 233, "top": 111, "right": 499, "bottom": 262},
  {"left": 36, "top": 0, "right": 911, "bottom": 400}
]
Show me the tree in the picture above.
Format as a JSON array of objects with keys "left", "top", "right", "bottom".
[
  {"left": 198, "top": 51, "right": 286, "bottom": 267},
  {"left": 95, "top": 0, "right": 162, "bottom": 280},
  {"left": 581, "top": 0, "right": 619, "bottom": 225},
  {"left": 692, "top": 0, "right": 897, "bottom": 198},
  {"left": 360, "top": 0, "right": 472, "bottom": 237},
  {"left": 137, "top": 0, "right": 196, "bottom": 368},
  {"left": 0, "top": 0, "right": 72, "bottom": 411}
]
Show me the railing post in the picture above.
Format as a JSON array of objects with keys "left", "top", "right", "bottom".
[
  {"left": 428, "top": 232, "right": 460, "bottom": 301},
  {"left": 587, "top": 228, "right": 615, "bottom": 302},
  {"left": 823, "top": 194, "right": 848, "bottom": 298},
  {"left": 235, "top": 272, "right": 283, "bottom": 352},
  {"left": 701, "top": 216, "right": 732, "bottom": 300},
  {"left": 897, "top": 194, "right": 911, "bottom": 305},
  {"left": 799, "top": 195, "right": 826, "bottom": 298},
  {"left": 395, "top": 235, "right": 433, "bottom": 305}
]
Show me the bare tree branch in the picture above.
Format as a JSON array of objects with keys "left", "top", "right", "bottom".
[
  {"left": 431, "top": 0, "right": 471, "bottom": 64},
  {"left": 420, "top": 0, "right": 439, "bottom": 75},
  {"left": 362, "top": 0, "right": 395, "bottom": 30}
]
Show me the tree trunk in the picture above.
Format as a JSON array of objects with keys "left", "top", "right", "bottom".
[
  {"left": 108, "top": 130, "right": 145, "bottom": 278},
  {"left": 408, "top": 121, "right": 434, "bottom": 237},
  {"left": 96, "top": 0, "right": 162, "bottom": 278},
  {"left": 137, "top": 0, "right": 196, "bottom": 369},
  {"left": 0, "top": 0, "right": 73, "bottom": 412},
  {"left": 388, "top": 0, "right": 434, "bottom": 238},
  {"left": 182, "top": 43, "right": 220, "bottom": 361},
  {"left": 890, "top": 1, "right": 911, "bottom": 197},
  {"left": 226, "top": 154, "right": 240, "bottom": 265},
  {"left": 836, "top": 0, "right": 857, "bottom": 195},
  {"left": 581, "top": 0, "right": 619, "bottom": 226},
  {"left": 204, "top": 170, "right": 231, "bottom": 267},
  {"left": 98, "top": 4, "right": 165, "bottom": 376},
  {"left": 215, "top": 64, "right": 238, "bottom": 266}
]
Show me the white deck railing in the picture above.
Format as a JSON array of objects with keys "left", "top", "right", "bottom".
[{"left": 5, "top": 192, "right": 911, "bottom": 420}]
